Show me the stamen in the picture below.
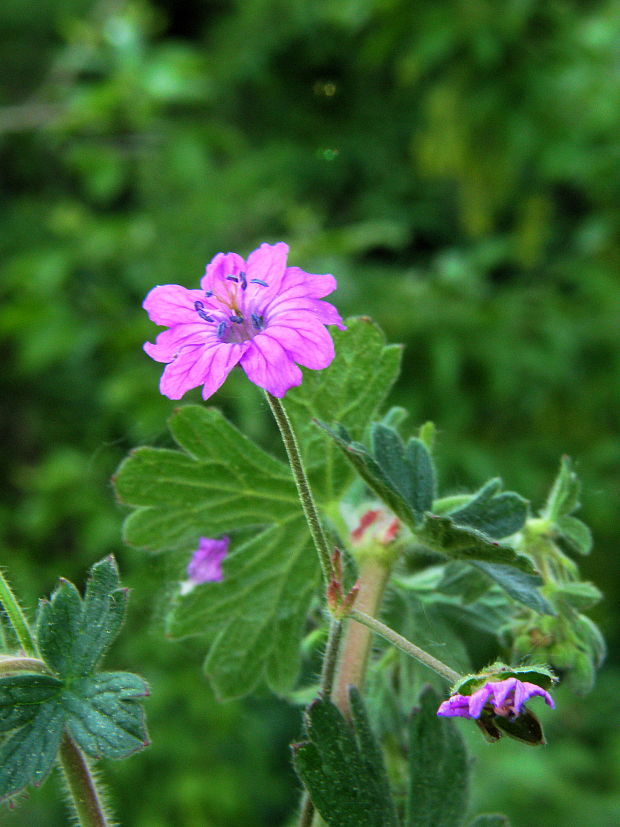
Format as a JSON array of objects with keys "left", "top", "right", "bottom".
[
  {"left": 251, "top": 313, "right": 264, "bottom": 331},
  {"left": 194, "top": 300, "right": 204, "bottom": 311},
  {"left": 239, "top": 271, "right": 247, "bottom": 290},
  {"left": 204, "top": 290, "right": 213, "bottom": 298},
  {"left": 229, "top": 314, "right": 244, "bottom": 324},
  {"left": 226, "top": 275, "right": 239, "bottom": 283},
  {"left": 250, "top": 279, "right": 268, "bottom": 287},
  {"left": 217, "top": 321, "right": 227, "bottom": 338},
  {"left": 197, "top": 310, "right": 215, "bottom": 322}
]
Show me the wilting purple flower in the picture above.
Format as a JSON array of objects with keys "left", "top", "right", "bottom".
[
  {"left": 143, "top": 242, "right": 346, "bottom": 400},
  {"left": 437, "top": 677, "right": 555, "bottom": 720},
  {"left": 180, "top": 536, "right": 229, "bottom": 595}
]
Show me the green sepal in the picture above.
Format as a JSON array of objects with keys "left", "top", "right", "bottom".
[
  {"left": 36, "top": 556, "right": 128, "bottom": 678},
  {"left": 451, "top": 663, "right": 557, "bottom": 696},
  {"left": 407, "top": 685, "right": 469, "bottom": 827},
  {"left": 291, "top": 687, "right": 400, "bottom": 827},
  {"left": 494, "top": 708, "right": 546, "bottom": 746},
  {"left": 62, "top": 672, "right": 149, "bottom": 759},
  {"left": 0, "top": 699, "right": 65, "bottom": 801},
  {"left": 543, "top": 456, "right": 580, "bottom": 521},
  {"left": 0, "top": 673, "right": 63, "bottom": 732}
]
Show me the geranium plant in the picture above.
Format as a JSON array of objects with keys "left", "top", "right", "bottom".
[{"left": 0, "top": 243, "right": 605, "bottom": 826}]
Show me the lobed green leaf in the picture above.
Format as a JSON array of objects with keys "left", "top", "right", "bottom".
[
  {"left": 407, "top": 686, "right": 469, "bottom": 827},
  {"left": 292, "top": 687, "right": 399, "bottom": 827},
  {"left": 417, "top": 515, "right": 536, "bottom": 573},
  {"left": 37, "top": 557, "right": 128, "bottom": 678},
  {"left": 0, "top": 674, "right": 63, "bottom": 732},
  {"left": 0, "top": 700, "right": 65, "bottom": 801},
  {"left": 63, "top": 672, "right": 149, "bottom": 760}
]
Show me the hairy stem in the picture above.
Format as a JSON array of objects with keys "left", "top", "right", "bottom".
[
  {"left": 297, "top": 618, "right": 343, "bottom": 827},
  {"left": 266, "top": 393, "right": 333, "bottom": 582},
  {"left": 331, "top": 557, "right": 391, "bottom": 718},
  {"left": 58, "top": 734, "right": 111, "bottom": 827},
  {"left": 0, "top": 569, "right": 37, "bottom": 657},
  {"left": 349, "top": 609, "right": 462, "bottom": 684}
]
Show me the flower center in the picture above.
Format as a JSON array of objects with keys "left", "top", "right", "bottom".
[{"left": 193, "top": 272, "right": 269, "bottom": 344}]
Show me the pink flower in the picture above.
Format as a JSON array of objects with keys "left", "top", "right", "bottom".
[
  {"left": 181, "top": 536, "right": 229, "bottom": 594},
  {"left": 143, "top": 242, "right": 346, "bottom": 400},
  {"left": 437, "top": 677, "right": 555, "bottom": 720}
]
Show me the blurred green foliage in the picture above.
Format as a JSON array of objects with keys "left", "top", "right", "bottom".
[{"left": 1, "top": 0, "right": 618, "bottom": 824}]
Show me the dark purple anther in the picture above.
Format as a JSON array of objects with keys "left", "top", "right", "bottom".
[
  {"left": 229, "top": 314, "right": 244, "bottom": 324},
  {"left": 239, "top": 271, "right": 247, "bottom": 290},
  {"left": 226, "top": 275, "right": 239, "bottom": 283},
  {"left": 250, "top": 279, "right": 268, "bottom": 287},
  {"left": 194, "top": 300, "right": 204, "bottom": 311},
  {"left": 204, "top": 290, "right": 213, "bottom": 297},
  {"left": 217, "top": 321, "right": 226, "bottom": 338},
  {"left": 251, "top": 313, "right": 263, "bottom": 331},
  {"left": 197, "top": 310, "right": 214, "bottom": 322}
]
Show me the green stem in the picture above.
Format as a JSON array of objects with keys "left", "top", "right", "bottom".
[
  {"left": 58, "top": 733, "right": 111, "bottom": 827},
  {"left": 297, "top": 618, "right": 343, "bottom": 827},
  {"left": 320, "top": 618, "right": 343, "bottom": 698},
  {"left": 0, "top": 569, "right": 37, "bottom": 657},
  {"left": 349, "top": 609, "right": 461, "bottom": 684},
  {"left": 265, "top": 393, "right": 333, "bottom": 582}
]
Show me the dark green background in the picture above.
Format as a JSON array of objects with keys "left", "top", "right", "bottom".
[{"left": 1, "top": 1, "right": 618, "bottom": 824}]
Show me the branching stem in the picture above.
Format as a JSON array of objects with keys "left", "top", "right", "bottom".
[{"left": 349, "top": 609, "right": 461, "bottom": 684}]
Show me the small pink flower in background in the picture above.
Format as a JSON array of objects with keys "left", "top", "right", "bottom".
[
  {"left": 143, "top": 242, "right": 346, "bottom": 400},
  {"left": 180, "top": 536, "right": 229, "bottom": 595},
  {"left": 437, "top": 677, "right": 555, "bottom": 720}
]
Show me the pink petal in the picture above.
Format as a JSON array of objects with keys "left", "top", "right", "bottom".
[
  {"left": 240, "top": 336, "right": 303, "bottom": 397},
  {"left": 521, "top": 681, "right": 555, "bottom": 710},
  {"left": 468, "top": 684, "right": 494, "bottom": 718},
  {"left": 200, "top": 252, "right": 247, "bottom": 293},
  {"left": 268, "top": 296, "right": 346, "bottom": 330},
  {"left": 187, "top": 536, "right": 229, "bottom": 584},
  {"left": 280, "top": 265, "right": 338, "bottom": 299},
  {"left": 158, "top": 341, "right": 245, "bottom": 400},
  {"left": 492, "top": 678, "right": 518, "bottom": 709},
  {"left": 144, "top": 324, "right": 213, "bottom": 362},
  {"left": 265, "top": 320, "right": 335, "bottom": 370},
  {"left": 437, "top": 695, "right": 472, "bottom": 717},
  {"left": 245, "top": 242, "right": 290, "bottom": 300},
  {"left": 143, "top": 285, "right": 204, "bottom": 326}
]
